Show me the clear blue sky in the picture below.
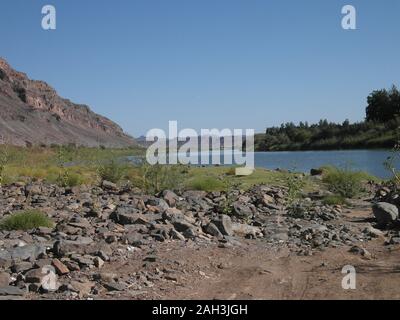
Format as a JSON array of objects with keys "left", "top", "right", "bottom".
[{"left": 1, "top": 0, "right": 399, "bottom": 136}]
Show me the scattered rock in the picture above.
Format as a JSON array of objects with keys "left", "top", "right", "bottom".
[
  {"left": 204, "top": 223, "right": 223, "bottom": 238},
  {"left": 52, "top": 258, "right": 69, "bottom": 275},
  {"left": 110, "top": 206, "right": 147, "bottom": 225},
  {"left": 372, "top": 202, "right": 399, "bottom": 227},
  {"left": 53, "top": 237, "right": 94, "bottom": 256},
  {"left": 233, "top": 202, "right": 253, "bottom": 218},
  {"left": 0, "top": 272, "right": 10, "bottom": 287},
  {"left": 212, "top": 215, "right": 233, "bottom": 236},
  {"left": 0, "top": 286, "right": 26, "bottom": 296},
  {"left": 101, "top": 180, "right": 118, "bottom": 191},
  {"left": 104, "top": 281, "right": 127, "bottom": 292}
]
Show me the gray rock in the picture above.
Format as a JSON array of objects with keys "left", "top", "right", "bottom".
[
  {"left": 231, "top": 223, "right": 260, "bottom": 238},
  {"left": 204, "top": 223, "right": 223, "bottom": 238},
  {"left": 363, "top": 225, "right": 384, "bottom": 238},
  {"left": 163, "top": 208, "right": 185, "bottom": 221},
  {"left": 53, "top": 237, "right": 94, "bottom": 256},
  {"left": 0, "top": 250, "right": 12, "bottom": 268},
  {"left": 25, "top": 184, "right": 42, "bottom": 196},
  {"left": 233, "top": 202, "right": 253, "bottom": 218},
  {"left": 163, "top": 190, "right": 179, "bottom": 207},
  {"left": 101, "top": 180, "right": 118, "bottom": 191},
  {"left": 26, "top": 266, "right": 58, "bottom": 292},
  {"left": 372, "top": 202, "right": 399, "bottom": 226},
  {"left": 9, "top": 244, "right": 47, "bottom": 262},
  {"left": 104, "top": 281, "right": 127, "bottom": 292},
  {"left": 25, "top": 268, "right": 46, "bottom": 283},
  {"left": 11, "top": 261, "right": 34, "bottom": 273},
  {"left": 170, "top": 228, "right": 185, "bottom": 241},
  {"left": 70, "top": 254, "right": 95, "bottom": 267},
  {"left": 110, "top": 206, "right": 147, "bottom": 225},
  {"left": 0, "top": 272, "right": 10, "bottom": 287},
  {"left": 349, "top": 246, "right": 372, "bottom": 259},
  {"left": 121, "top": 232, "right": 143, "bottom": 247},
  {"left": 172, "top": 219, "right": 197, "bottom": 234},
  {"left": 212, "top": 215, "right": 233, "bottom": 236},
  {"left": 146, "top": 197, "right": 170, "bottom": 212},
  {"left": 0, "top": 286, "right": 26, "bottom": 296}
]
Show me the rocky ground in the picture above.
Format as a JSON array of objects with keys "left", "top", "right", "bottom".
[{"left": 0, "top": 179, "right": 399, "bottom": 300}]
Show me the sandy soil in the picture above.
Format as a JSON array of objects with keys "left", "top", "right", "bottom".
[{"left": 94, "top": 205, "right": 400, "bottom": 300}]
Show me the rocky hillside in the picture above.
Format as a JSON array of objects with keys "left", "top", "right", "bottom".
[{"left": 0, "top": 58, "right": 135, "bottom": 147}]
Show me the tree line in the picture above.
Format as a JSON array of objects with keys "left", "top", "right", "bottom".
[{"left": 255, "top": 85, "right": 400, "bottom": 151}]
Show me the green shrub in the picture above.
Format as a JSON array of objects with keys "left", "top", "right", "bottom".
[
  {"left": 56, "top": 169, "right": 83, "bottom": 187},
  {"left": 0, "top": 145, "right": 9, "bottom": 186},
  {"left": 322, "top": 167, "right": 367, "bottom": 198},
  {"left": 97, "top": 160, "right": 126, "bottom": 183},
  {"left": 132, "top": 163, "right": 185, "bottom": 194},
  {"left": 285, "top": 172, "right": 305, "bottom": 203},
  {"left": 384, "top": 141, "right": 400, "bottom": 185},
  {"left": 0, "top": 210, "right": 53, "bottom": 231},
  {"left": 187, "top": 176, "right": 225, "bottom": 192},
  {"left": 323, "top": 194, "right": 347, "bottom": 205}
]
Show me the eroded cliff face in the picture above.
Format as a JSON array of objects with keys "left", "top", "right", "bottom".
[{"left": 0, "top": 58, "right": 136, "bottom": 147}]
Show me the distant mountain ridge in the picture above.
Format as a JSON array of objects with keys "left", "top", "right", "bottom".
[{"left": 0, "top": 58, "right": 136, "bottom": 147}]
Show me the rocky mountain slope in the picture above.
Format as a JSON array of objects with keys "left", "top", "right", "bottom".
[{"left": 0, "top": 58, "right": 135, "bottom": 147}]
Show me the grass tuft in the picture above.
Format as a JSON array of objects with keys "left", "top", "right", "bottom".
[{"left": 0, "top": 210, "right": 54, "bottom": 231}]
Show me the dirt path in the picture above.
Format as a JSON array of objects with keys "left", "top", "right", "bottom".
[
  {"left": 97, "top": 206, "right": 400, "bottom": 300},
  {"left": 155, "top": 238, "right": 400, "bottom": 300}
]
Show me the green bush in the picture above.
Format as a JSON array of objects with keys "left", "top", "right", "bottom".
[
  {"left": 323, "top": 194, "right": 347, "bottom": 205},
  {"left": 285, "top": 172, "right": 305, "bottom": 203},
  {"left": 0, "top": 145, "right": 9, "bottom": 186},
  {"left": 97, "top": 160, "right": 126, "bottom": 183},
  {"left": 187, "top": 176, "right": 225, "bottom": 192},
  {"left": 384, "top": 141, "right": 400, "bottom": 185},
  {"left": 322, "top": 167, "right": 367, "bottom": 198},
  {"left": 0, "top": 210, "right": 53, "bottom": 231},
  {"left": 56, "top": 169, "right": 83, "bottom": 187},
  {"left": 133, "top": 163, "right": 185, "bottom": 194}
]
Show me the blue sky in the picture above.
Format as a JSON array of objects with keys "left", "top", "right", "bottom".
[{"left": 1, "top": 0, "right": 399, "bottom": 136}]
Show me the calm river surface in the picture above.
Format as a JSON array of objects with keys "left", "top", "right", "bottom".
[
  {"left": 252, "top": 150, "right": 396, "bottom": 178},
  {"left": 131, "top": 150, "right": 398, "bottom": 179}
]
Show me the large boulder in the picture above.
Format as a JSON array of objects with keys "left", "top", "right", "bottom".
[
  {"left": 110, "top": 206, "right": 148, "bottom": 225},
  {"left": 372, "top": 202, "right": 399, "bottom": 226}
]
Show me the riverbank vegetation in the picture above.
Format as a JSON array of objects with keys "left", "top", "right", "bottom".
[
  {"left": 255, "top": 86, "right": 400, "bottom": 151},
  {"left": 0, "top": 143, "right": 386, "bottom": 208}
]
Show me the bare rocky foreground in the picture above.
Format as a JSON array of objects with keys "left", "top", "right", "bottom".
[{"left": 0, "top": 180, "right": 399, "bottom": 300}]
